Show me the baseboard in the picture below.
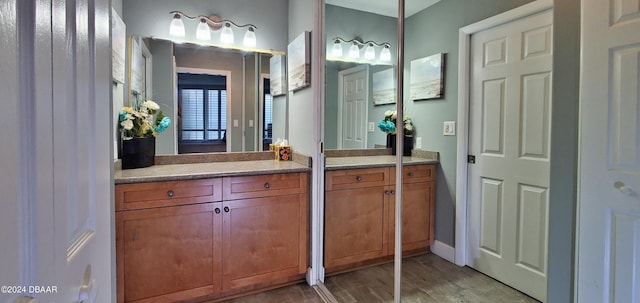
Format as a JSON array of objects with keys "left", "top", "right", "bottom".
[{"left": 431, "top": 240, "right": 455, "bottom": 263}]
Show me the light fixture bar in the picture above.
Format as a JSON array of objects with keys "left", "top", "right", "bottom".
[
  {"left": 168, "top": 11, "right": 258, "bottom": 47},
  {"left": 331, "top": 37, "right": 392, "bottom": 61}
]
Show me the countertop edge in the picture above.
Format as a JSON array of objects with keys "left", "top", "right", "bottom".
[{"left": 324, "top": 159, "right": 439, "bottom": 171}]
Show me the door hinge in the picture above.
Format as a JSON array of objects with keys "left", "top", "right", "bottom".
[{"left": 468, "top": 155, "right": 476, "bottom": 164}]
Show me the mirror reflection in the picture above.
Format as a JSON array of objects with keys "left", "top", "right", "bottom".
[
  {"left": 128, "top": 37, "right": 278, "bottom": 154},
  {"left": 324, "top": 4, "right": 398, "bottom": 151}
]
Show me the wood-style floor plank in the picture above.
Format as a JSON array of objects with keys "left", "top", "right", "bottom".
[
  {"left": 214, "top": 253, "right": 539, "bottom": 302},
  {"left": 324, "top": 253, "right": 540, "bottom": 303}
]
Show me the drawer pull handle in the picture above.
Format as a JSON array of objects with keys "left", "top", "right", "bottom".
[
  {"left": 264, "top": 182, "right": 270, "bottom": 189},
  {"left": 356, "top": 176, "right": 362, "bottom": 182},
  {"left": 224, "top": 206, "right": 230, "bottom": 213},
  {"left": 408, "top": 172, "right": 414, "bottom": 177},
  {"left": 215, "top": 208, "right": 221, "bottom": 214}
]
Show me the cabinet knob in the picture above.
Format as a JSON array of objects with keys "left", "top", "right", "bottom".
[
  {"left": 390, "top": 190, "right": 396, "bottom": 195},
  {"left": 356, "top": 176, "right": 362, "bottom": 182},
  {"left": 215, "top": 208, "right": 221, "bottom": 214},
  {"left": 224, "top": 206, "right": 230, "bottom": 213},
  {"left": 264, "top": 182, "right": 270, "bottom": 189},
  {"left": 408, "top": 172, "right": 414, "bottom": 177},
  {"left": 167, "top": 190, "right": 174, "bottom": 198}
]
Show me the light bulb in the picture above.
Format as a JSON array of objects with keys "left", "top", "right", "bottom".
[
  {"left": 243, "top": 27, "right": 256, "bottom": 47},
  {"left": 169, "top": 14, "right": 185, "bottom": 37},
  {"left": 196, "top": 18, "right": 211, "bottom": 40},
  {"left": 348, "top": 43, "right": 360, "bottom": 59},
  {"left": 364, "top": 43, "right": 376, "bottom": 60},
  {"left": 331, "top": 40, "right": 343, "bottom": 57},
  {"left": 380, "top": 45, "right": 391, "bottom": 61},
  {"left": 220, "top": 23, "right": 234, "bottom": 44}
]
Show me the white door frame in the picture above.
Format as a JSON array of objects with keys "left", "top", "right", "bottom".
[
  {"left": 337, "top": 64, "right": 369, "bottom": 149},
  {"left": 454, "top": 0, "right": 554, "bottom": 266}
]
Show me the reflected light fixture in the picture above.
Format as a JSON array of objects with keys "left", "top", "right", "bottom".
[
  {"left": 169, "top": 11, "right": 258, "bottom": 47},
  {"left": 331, "top": 37, "right": 391, "bottom": 62}
]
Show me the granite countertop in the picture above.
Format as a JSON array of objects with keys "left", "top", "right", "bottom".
[
  {"left": 325, "top": 155, "right": 439, "bottom": 170},
  {"left": 114, "top": 160, "right": 310, "bottom": 184}
]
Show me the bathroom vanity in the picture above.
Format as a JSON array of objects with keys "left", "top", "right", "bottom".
[
  {"left": 324, "top": 153, "right": 438, "bottom": 274},
  {"left": 114, "top": 155, "right": 310, "bottom": 303}
]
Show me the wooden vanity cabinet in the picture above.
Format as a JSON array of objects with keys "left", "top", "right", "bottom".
[
  {"left": 324, "top": 167, "right": 391, "bottom": 271},
  {"left": 389, "top": 165, "right": 436, "bottom": 253},
  {"left": 324, "top": 164, "right": 435, "bottom": 273},
  {"left": 221, "top": 173, "right": 309, "bottom": 291},
  {"left": 115, "top": 173, "right": 308, "bottom": 303}
]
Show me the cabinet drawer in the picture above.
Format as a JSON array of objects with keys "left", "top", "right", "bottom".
[
  {"left": 325, "top": 167, "right": 390, "bottom": 191},
  {"left": 390, "top": 164, "right": 436, "bottom": 184},
  {"left": 115, "top": 178, "right": 222, "bottom": 211},
  {"left": 223, "top": 173, "right": 308, "bottom": 200}
]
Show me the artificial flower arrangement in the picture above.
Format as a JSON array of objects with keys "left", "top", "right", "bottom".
[
  {"left": 377, "top": 110, "right": 415, "bottom": 136},
  {"left": 118, "top": 100, "right": 171, "bottom": 139}
]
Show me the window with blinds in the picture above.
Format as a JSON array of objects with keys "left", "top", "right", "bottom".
[
  {"left": 180, "top": 87, "right": 227, "bottom": 142},
  {"left": 263, "top": 78, "right": 273, "bottom": 140}
]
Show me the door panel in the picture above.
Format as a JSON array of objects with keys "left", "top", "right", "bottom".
[
  {"left": 338, "top": 66, "right": 368, "bottom": 149},
  {"left": 468, "top": 9, "right": 552, "bottom": 302},
  {"left": 578, "top": 0, "right": 640, "bottom": 301}
]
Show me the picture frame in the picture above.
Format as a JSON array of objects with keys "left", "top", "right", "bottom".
[
  {"left": 287, "top": 31, "right": 311, "bottom": 92},
  {"left": 410, "top": 53, "right": 445, "bottom": 100},
  {"left": 269, "top": 54, "right": 286, "bottom": 96},
  {"left": 372, "top": 67, "right": 396, "bottom": 105},
  {"left": 111, "top": 8, "right": 126, "bottom": 84}
]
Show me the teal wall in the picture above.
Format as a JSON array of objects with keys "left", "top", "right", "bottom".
[
  {"left": 548, "top": 0, "right": 580, "bottom": 301},
  {"left": 404, "top": 0, "right": 534, "bottom": 247}
]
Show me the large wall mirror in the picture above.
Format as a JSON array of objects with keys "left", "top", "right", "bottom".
[
  {"left": 324, "top": 3, "right": 398, "bottom": 151},
  {"left": 121, "top": 0, "right": 288, "bottom": 155}
]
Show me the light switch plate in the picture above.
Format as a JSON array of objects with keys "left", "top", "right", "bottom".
[
  {"left": 249, "top": 119, "right": 254, "bottom": 127},
  {"left": 443, "top": 121, "right": 456, "bottom": 136},
  {"left": 415, "top": 137, "right": 422, "bottom": 149},
  {"left": 233, "top": 119, "right": 239, "bottom": 127},
  {"left": 368, "top": 122, "right": 375, "bottom": 132}
]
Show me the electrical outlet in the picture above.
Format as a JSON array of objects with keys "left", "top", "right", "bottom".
[
  {"left": 249, "top": 120, "right": 254, "bottom": 127},
  {"left": 415, "top": 137, "right": 422, "bottom": 149},
  {"left": 443, "top": 121, "right": 456, "bottom": 136},
  {"left": 368, "top": 122, "right": 375, "bottom": 132},
  {"left": 233, "top": 119, "right": 239, "bottom": 127}
]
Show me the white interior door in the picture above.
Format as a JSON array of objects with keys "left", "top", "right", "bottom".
[
  {"left": 338, "top": 65, "right": 368, "bottom": 149},
  {"left": 467, "top": 9, "right": 553, "bottom": 302},
  {"left": 1, "top": 0, "right": 113, "bottom": 302},
  {"left": 578, "top": 0, "right": 640, "bottom": 302}
]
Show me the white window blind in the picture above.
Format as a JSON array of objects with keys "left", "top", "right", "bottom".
[
  {"left": 181, "top": 89, "right": 204, "bottom": 140},
  {"left": 264, "top": 93, "right": 273, "bottom": 139}
]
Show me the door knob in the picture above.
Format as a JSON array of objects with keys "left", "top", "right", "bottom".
[
  {"left": 78, "top": 265, "right": 98, "bottom": 303},
  {"left": 13, "top": 297, "right": 36, "bottom": 303},
  {"left": 614, "top": 181, "right": 635, "bottom": 196}
]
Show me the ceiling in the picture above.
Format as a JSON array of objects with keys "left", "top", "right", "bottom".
[{"left": 325, "top": 0, "right": 441, "bottom": 18}]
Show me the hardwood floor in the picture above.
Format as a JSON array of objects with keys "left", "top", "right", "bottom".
[
  {"left": 212, "top": 283, "right": 323, "bottom": 303},
  {"left": 324, "top": 253, "right": 540, "bottom": 303},
  {"left": 215, "top": 253, "right": 539, "bottom": 303}
]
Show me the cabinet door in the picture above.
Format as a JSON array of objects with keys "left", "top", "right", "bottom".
[
  {"left": 324, "top": 186, "right": 390, "bottom": 272},
  {"left": 222, "top": 194, "right": 308, "bottom": 290},
  {"left": 116, "top": 203, "right": 222, "bottom": 303},
  {"left": 390, "top": 181, "right": 435, "bottom": 253}
]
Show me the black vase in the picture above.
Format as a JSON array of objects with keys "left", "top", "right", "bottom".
[
  {"left": 386, "top": 134, "right": 413, "bottom": 156},
  {"left": 121, "top": 136, "right": 156, "bottom": 169}
]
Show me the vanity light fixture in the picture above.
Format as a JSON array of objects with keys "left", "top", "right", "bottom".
[
  {"left": 169, "top": 11, "right": 258, "bottom": 47},
  {"left": 331, "top": 37, "right": 391, "bottom": 62}
]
